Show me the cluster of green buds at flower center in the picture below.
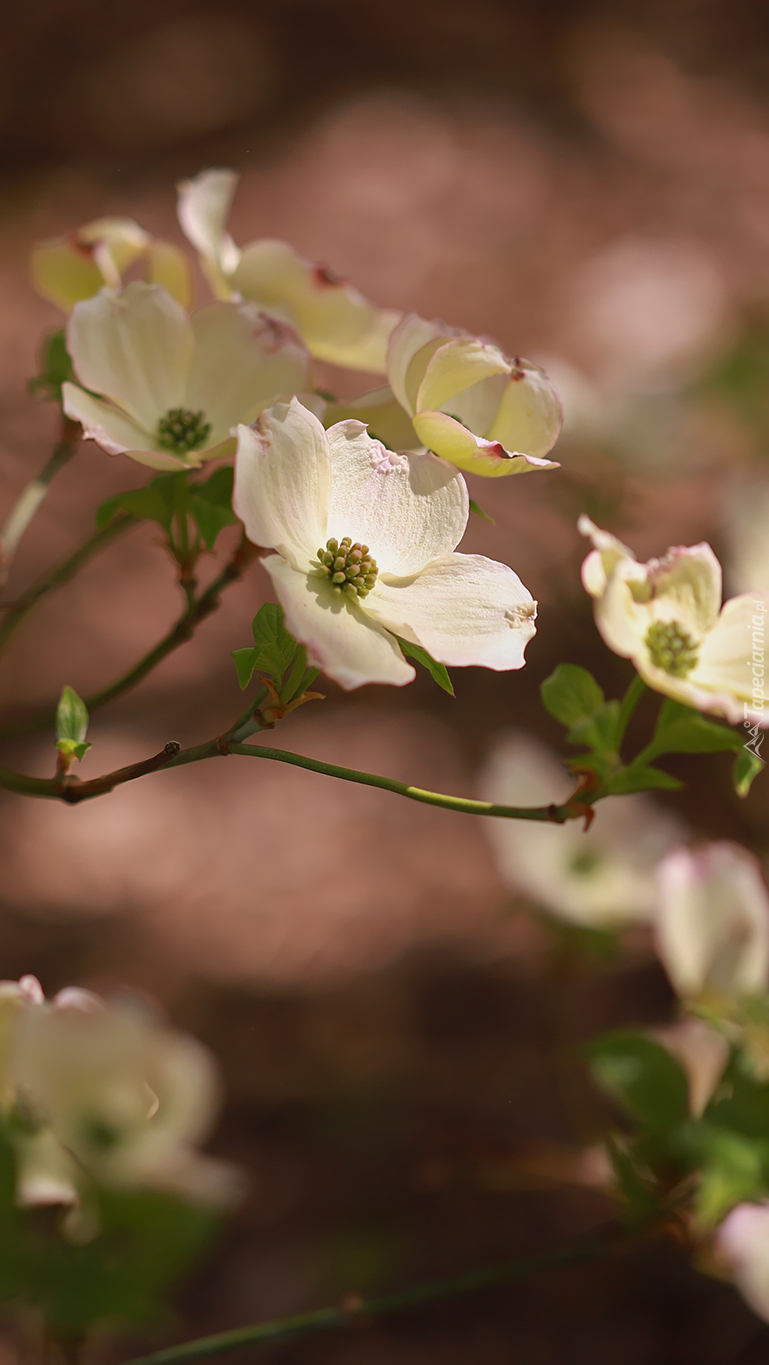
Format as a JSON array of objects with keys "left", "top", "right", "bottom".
[
  {"left": 645, "top": 618, "right": 699, "bottom": 677},
  {"left": 315, "top": 537, "right": 378, "bottom": 598},
  {"left": 157, "top": 407, "right": 212, "bottom": 454}
]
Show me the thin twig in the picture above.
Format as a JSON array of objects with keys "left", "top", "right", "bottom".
[
  {"left": 122, "top": 1232, "right": 613, "bottom": 1365},
  {"left": 0, "top": 416, "right": 81, "bottom": 589}
]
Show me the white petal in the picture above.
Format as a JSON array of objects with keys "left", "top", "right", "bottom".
[
  {"left": 367, "top": 553, "right": 537, "bottom": 670},
  {"left": 263, "top": 554, "right": 414, "bottom": 690},
  {"left": 416, "top": 337, "right": 510, "bottom": 414},
  {"left": 486, "top": 360, "right": 564, "bottom": 459},
  {"left": 647, "top": 543, "right": 723, "bottom": 637},
  {"left": 412, "top": 410, "right": 557, "bottom": 476},
  {"left": 387, "top": 313, "right": 457, "bottom": 413},
  {"left": 146, "top": 239, "right": 193, "bottom": 309},
  {"left": 325, "top": 423, "right": 468, "bottom": 575},
  {"left": 66, "top": 283, "right": 192, "bottom": 431},
  {"left": 62, "top": 382, "right": 189, "bottom": 471},
  {"left": 653, "top": 1018, "right": 729, "bottom": 1117},
  {"left": 324, "top": 386, "right": 421, "bottom": 452},
  {"left": 233, "top": 400, "right": 329, "bottom": 570},
  {"left": 717, "top": 1203, "right": 769, "bottom": 1323},
  {"left": 232, "top": 240, "right": 401, "bottom": 373},
  {"left": 655, "top": 842, "right": 769, "bottom": 999},
  {"left": 176, "top": 168, "right": 240, "bottom": 296},
  {"left": 578, "top": 516, "right": 636, "bottom": 596},
  {"left": 187, "top": 303, "right": 310, "bottom": 442},
  {"left": 693, "top": 594, "right": 769, "bottom": 726}
]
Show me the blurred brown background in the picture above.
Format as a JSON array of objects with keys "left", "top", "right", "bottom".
[{"left": 2, "top": 1, "right": 769, "bottom": 1360}]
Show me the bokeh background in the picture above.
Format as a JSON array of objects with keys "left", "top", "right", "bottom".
[{"left": 2, "top": 1, "right": 769, "bottom": 1359}]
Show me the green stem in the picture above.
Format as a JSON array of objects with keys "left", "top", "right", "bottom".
[
  {"left": 0, "top": 513, "right": 136, "bottom": 663},
  {"left": 173, "top": 472, "right": 191, "bottom": 565},
  {"left": 0, "top": 417, "right": 81, "bottom": 588},
  {"left": 615, "top": 673, "right": 646, "bottom": 753},
  {"left": 0, "top": 534, "right": 259, "bottom": 737},
  {"left": 123, "top": 1233, "right": 612, "bottom": 1365}
]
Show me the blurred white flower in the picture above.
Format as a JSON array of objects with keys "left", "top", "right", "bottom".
[
  {"left": 345, "top": 314, "right": 563, "bottom": 476},
  {"left": 579, "top": 516, "right": 768, "bottom": 726},
  {"left": 723, "top": 479, "right": 769, "bottom": 599},
  {"left": 653, "top": 1016, "right": 729, "bottom": 1117},
  {"left": 62, "top": 282, "right": 310, "bottom": 471},
  {"left": 177, "top": 168, "right": 401, "bottom": 372},
  {"left": 234, "top": 398, "right": 537, "bottom": 690},
  {"left": 31, "top": 216, "right": 192, "bottom": 311},
  {"left": 480, "top": 732, "right": 682, "bottom": 926},
  {"left": 717, "top": 1202, "right": 769, "bottom": 1324},
  {"left": 655, "top": 843, "right": 769, "bottom": 1002},
  {"left": 0, "top": 977, "right": 238, "bottom": 1216}
]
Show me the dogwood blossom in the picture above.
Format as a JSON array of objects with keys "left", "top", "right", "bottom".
[
  {"left": 652, "top": 1017, "right": 729, "bottom": 1117},
  {"left": 654, "top": 843, "right": 769, "bottom": 1002},
  {"left": 62, "top": 281, "right": 310, "bottom": 471},
  {"left": 31, "top": 217, "right": 192, "bottom": 311},
  {"left": 349, "top": 313, "right": 563, "bottom": 477},
  {"left": 233, "top": 399, "right": 538, "bottom": 690},
  {"left": 177, "top": 168, "right": 401, "bottom": 372},
  {"left": 579, "top": 516, "right": 768, "bottom": 726},
  {"left": 0, "top": 977, "right": 237, "bottom": 1220},
  {"left": 717, "top": 1202, "right": 769, "bottom": 1323},
  {"left": 480, "top": 732, "right": 682, "bottom": 926}
]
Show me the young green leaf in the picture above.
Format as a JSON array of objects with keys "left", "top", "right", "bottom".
[
  {"left": 250, "top": 603, "right": 298, "bottom": 684},
  {"left": 188, "top": 466, "right": 238, "bottom": 551},
  {"left": 231, "top": 647, "right": 261, "bottom": 691},
  {"left": 28, "top": 329, "right": 73, "bottom": 403},
  {"left": 541, "top": 664, "right": 605, "bottom": 729},
  {"left": 607, "top": 764, "right": 683, "bottom": 794},
  {"left": 734, "top": 747, "right": 765, "bottom": 798},
  {"left": 566, "top": 699, "right": 620, "bottom": 751},
  {"left": 468, "top": 497, "right": 496, "bottom": 525},
  {"left": 587, "top": 1031, "right": 690, "bottom": 1133},
  {"left": 397, "top": 639, "right": 455, "bottom": 696},
  {"left": 644, "top": 698, "right": 744, "bottom": 761},
  {"left": 96, "top": 473, "right": 178, "bottom": 533},
  {"left": 55, "top": 685, "right": 91, "bottom": 762}
]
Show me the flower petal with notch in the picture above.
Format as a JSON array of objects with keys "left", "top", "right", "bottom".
[
  {"left": 31, "top": 217, "right": 193, "bottom": 311},
  {"left": 233, "top": 398, "right": 538, "bottom": 690},
  {"left": 62, "top": 282, "right": 311, "bottom": 471},
  {"left": 579, "top": 516, "right": 769, "bottom": 726}
]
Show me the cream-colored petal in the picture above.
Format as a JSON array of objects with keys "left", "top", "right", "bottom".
[
  {"left": 30, "top": 241, "right": 105, "bottom": 311},
  {"left": 187, "top": 303, "right": 310, "bottom": 442},
  {"left": 233, "top": 401, "right": 330, "bottom": 570},
  {"left": 324, "top": 386, "right": 421, "bottom": 452},
  {"left": 578, "top": 515, "right": 636, "bottom": 597},
  {"left": 263, "top": 554, "right": 414, "bottom": 690},
  {"left": 718, "top": 1203, "right": 769, "bottom": 1323},
  {"left": 325, "top": 423, "right": 468, "bottom": 575},
  {"left": 367, "top": 553, "right": 537, "bottom": 670},
  {"left": 387, "top": 314, "right": 456, "bottom": 413},
  {"left": 655, "top": 842, "right": 769, "bottom": 1000},
  {"left": 233, "top": 240, "right": 400, "bottom": 373},
  {"left": 62, "top": 383, "right": 190, "bottom": 471},
  {"left": 412, "top": 410, "right": 558, "bottom": 476},
  {"left": 176, "top": 168, "right": 240, "bottom": 297},
  {"left": 593, "top": 558, "right": 657, "bottom": 659},
  {"left": 692, "top": 594, "right": 769, "bottom": 726},
  {"left": 66, "top": 283, "right": 192, "bottom": 430},
  {"left": 646, "top": 543, "right": 723, "bottom": 638},
  {"left": 486, "top": 360, "right": 564, "bottom": 460},
  {"left": 416, "top": 337, "right": 511, "bottom": 414},
  {"left": 146, "top": 239, "right": 194, "bottom": 309}
]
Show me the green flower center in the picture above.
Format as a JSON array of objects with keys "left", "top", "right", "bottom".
[
  {"left": 645, "top": 619, "right": 699, "bottom": 676},
  {"left": 314, "top": 537, "right": 379, "bottom": 599},
  {"left": 157, "top": 408, "right": 212, "bottom": 454}
]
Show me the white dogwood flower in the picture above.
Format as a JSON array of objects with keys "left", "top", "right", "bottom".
[
  {"left": 234, "top": 399, "right": 538, "bottom": 690},
  {"left": 480, "top": 732, "right": 682, "bottom": 926},
  {"left": 358, "top": 312, "right": 563, "bottom": 477},
  {"left": 177, "top": 168, "right": 401, "bottom": 373},
  {"left": 0, "top": 978, "right": 238, "bottom": 1219},
  {"left": 654, "top": 843, "right": 769, "bottom": 1003},
  {"left": 62, "top": 281, "right": 311, "bottom": 471},
  {"left": 579, "top": 516, "right": 768, "bottom": 726},
  {"left": 717, "top": 1202, "right": 769, "bottom": 1323},
  {"left": 31, "top": 216, "right": 192, "bottom": 311}
]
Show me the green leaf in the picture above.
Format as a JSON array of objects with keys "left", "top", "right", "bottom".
[
  {"left": 397, "top": 639, "right": 455, "bottom": 696},
  {"left": 250, "top": 603, "right": 297, "bottom": 683},
  {"left": 566, "top": 699, "right": 620, "bottom": 751},
  {"left": 587, "top": 1031, "right": 690, "bottom": 1132},
  {"left": 231, "top": 647, "right": 261, "bottom": 691},
  {"left": 28, "top": 329, "right": 73, "bottom": 402},
  {"left": 55, "top": 686, "right": 91, "bottom": 763},
  {"left": 607, "top": 764, "right": 683, "bottom": 794},
  {"left": 188, "top": 466, "right": 238, "bottom": 551},
  {"left": 644, "top": 699, "right": 743, "bottom": 761},
  {"left": 95, "top": 473, "right": 178, "bottom": 533},
  {"left": 541, "top": 664, "right": 605, "bottom": 728},
  {"left": 734, "top": 746, "right": 765, "bottom": 797},
  {"left": 695, "top": 1128, "right": 769, "bottom": 1226},
  {"left": 468, "top": 497, "right": 496, "bottom": 525}
]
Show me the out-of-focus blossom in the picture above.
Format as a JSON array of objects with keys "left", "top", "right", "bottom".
[
  {"left": 579, "top": 516, "right": 768, "bottom": 726},
  {"left": 0, "top": 976, "right": 237, "bottom": 1218},
  {"left": 655, "top": 843, "right": 769, "bottom": 1003},
  {"left": 31, "top": 217, "right": 192, "bottom": 311},
  {"left": 653, "top": 1016, "right": 730, "bottom": 1117},
  {"left": 354, "top": 313, "right": 563, "bottom": 476},
  {"left": 177, "top": 168, "right": 401, "bottom": 372},
  {"left": 62, "top": 281, "right": 310, "bottom": 471},
  {"left": 717, "top": 1202, "right": 769, "bottom": 1324},
  {"left": 234, "top": 398, "right": 537, "bottom": 690},
  {"left": 723, "top": 479, "right": 769, "bottom": 599},
  {"left": 480, "top": 732, "right": 681, "bottom": 926}
]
